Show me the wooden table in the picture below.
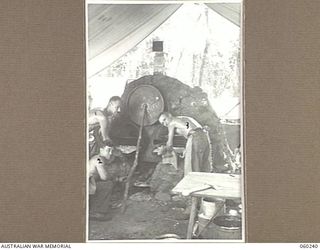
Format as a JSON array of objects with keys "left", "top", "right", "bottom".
[{"left": 172, "top": 172, "right": 241, "bottom": 239}]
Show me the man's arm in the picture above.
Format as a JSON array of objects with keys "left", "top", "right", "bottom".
[
  {"left": 91, "top": 111, "right": 111, "bottom": 142},
  {"left": 96, "top": 163, "right": 108, "bottom": 181},
  {"left": 89, "top": 156, "right": 108, "bottom": 180},
  {"left": 166, "top": 125, "right": 175, "bottom": 147},
  {"left": 98, "top": 115, "right": 111, "bottom": 141}
]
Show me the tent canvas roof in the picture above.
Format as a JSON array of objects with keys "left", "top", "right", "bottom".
[{"left": 87, "top": 3, "right": 240, "bottom": 78}]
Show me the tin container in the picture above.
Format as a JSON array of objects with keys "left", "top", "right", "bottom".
[{"left": 202, "top": 215, "right": 242, "bottom": 240}]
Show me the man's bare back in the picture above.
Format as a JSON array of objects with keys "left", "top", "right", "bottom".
[
  {"left": 159, "top": 112, "right": 202, "bottom": 146},
  {"left": 88, "top": 96, "right": 121, "bottom": 142},
  {"left": 89, "top": 109, "right": 113, "bottom": 141},
  {"left": 159, "top": 112, "right": 211, "bottom": 174},
  {"left": 174, "top": 116, "right": 202, "bottom": 138}
]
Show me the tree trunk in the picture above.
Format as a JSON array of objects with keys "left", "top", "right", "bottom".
[
  {"left": 198, "top": 41, "right": 209, "bottom": 87},
  {"left": 198, "top": 8, "right": 210, "bottom": 87}
]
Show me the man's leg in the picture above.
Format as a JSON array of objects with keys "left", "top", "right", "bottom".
[
  {"left": 200, "top": 138, "right": 211, "bottom": 172},
  {"left": 89, "top": 180, "right": 114, "bottom": 220},
  {"left": 192, "top": 132, "right": 211, "bottom": 172},
  {"left": 184, "top": 137, "right": 193, "bottom": 175}
]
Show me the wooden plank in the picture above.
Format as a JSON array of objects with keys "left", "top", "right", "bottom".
[
  {"left": 187, "top": 197, "right": 199, "bottom": 239},
  {"left": 172, "top": 172, "right": 241, "bottom": 199}
]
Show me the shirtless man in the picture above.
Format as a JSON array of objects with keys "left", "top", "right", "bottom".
[
  {"left": 88, "top": 96, "right": 121, "bottom": 156},
  {"left": 158, "top": 112, "right": 211, "bottom": 175},
  {"left": 89, "top": 145, "right": 130, "bottom": 221}
]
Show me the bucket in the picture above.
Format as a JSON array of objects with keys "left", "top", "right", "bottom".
[
  {"left": 195, "top": 213, "right": 211, "bottom": 235},
  {"left": 202, "top": 215, "right": 242, "bottom": 240},
  {"left": 193, "top": 199, "right": 224, "bottom": 238},
  {"left": 200, "top": 198, "right": 224, "bottom": 219},
  {"left": 213, "top": 215, "right": 241, "bottom": 240}
]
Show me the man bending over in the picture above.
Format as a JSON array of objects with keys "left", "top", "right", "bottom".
[
  {"left": 158, "top": 112, "right": 211, "bottom": 175},
  {"left": 88, "top": 96, "right": 121, "bottom": 157}
]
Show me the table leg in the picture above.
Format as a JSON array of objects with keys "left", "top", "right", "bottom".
[{"left": 187, "top": 196, "right": 199, "bottom": 239}]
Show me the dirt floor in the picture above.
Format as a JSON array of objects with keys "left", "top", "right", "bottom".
[
  {"left": 88, "top": 161, "right": 242, "bottom": 241},
  {"left": 89, "top": 186, "right": 189, "bottom": 240}
]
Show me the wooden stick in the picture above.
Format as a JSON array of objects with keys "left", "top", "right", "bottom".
[
  {"left": 121, "top": 104, "right": 147, "bottom": 213},
  {"left": 187, "top": 196, "right": 199, "bottom": 239}
]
